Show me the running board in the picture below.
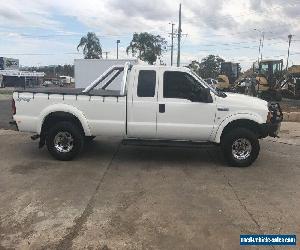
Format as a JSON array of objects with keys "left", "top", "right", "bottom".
[{"left": 122, "top": 139, "right": 216, "bottom": 148}]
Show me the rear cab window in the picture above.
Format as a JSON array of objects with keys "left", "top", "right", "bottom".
[{"left": 137, "top": 70, "right": 156, "bottom": 97}]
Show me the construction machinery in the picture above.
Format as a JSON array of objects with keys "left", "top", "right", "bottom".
[
  {"left": 282, "top": 65, "right": 300, "bottom": 99},
  {"left": 254, "top": 59, "right": 284, "bottom": 101},
  {"left": 236, "top": 59, "right": 284, "bottom": 101},
  {"left": 216, "top": 62, "right": 240, "bottom": 91}
]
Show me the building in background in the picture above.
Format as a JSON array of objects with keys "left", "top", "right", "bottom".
[{"left": 0, "top": 57, "right": 45, "bottom": 88}]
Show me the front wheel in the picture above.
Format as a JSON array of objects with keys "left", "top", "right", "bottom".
[
  {"left": 221, "top": 128, "right": 260, "bottom": 167},
  {"left": 46, "top": 121, "right": 84, "bottom": 161}
]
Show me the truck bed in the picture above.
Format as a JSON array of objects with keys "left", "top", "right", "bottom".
[{"left": 14, "top": 87, "right": 123, "bottom": 97}]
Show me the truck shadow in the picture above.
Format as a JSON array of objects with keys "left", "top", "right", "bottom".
[{"left": 83, "top": 139, "right": 225, "bottom": 168}]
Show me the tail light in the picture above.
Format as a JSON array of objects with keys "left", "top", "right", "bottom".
[{"left": 12, "top": 98, "right": 16, "bottom": 115}]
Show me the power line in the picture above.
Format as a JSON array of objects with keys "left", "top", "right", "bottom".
[{"left": 6, "top": 33, "right": 132, "bottom": 39}]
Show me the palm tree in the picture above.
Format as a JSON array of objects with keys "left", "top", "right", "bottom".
[{"left": 77, "top": 32, "right": 102, "bottom": 59}]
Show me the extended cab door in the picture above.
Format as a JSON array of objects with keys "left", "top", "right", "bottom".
[
  {"left": 127, "top": 67, "right": 158, "bottom": 138},
  {"left": 157, "top": 69, "right": 216, "bottom": 141}
]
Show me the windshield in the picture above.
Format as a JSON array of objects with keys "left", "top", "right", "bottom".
[
  {"left": 190, "top": 71, "right": 226, "bottom": 97},
  {"left": 260, "top": 63, "right": 269, "bottom": 75}
]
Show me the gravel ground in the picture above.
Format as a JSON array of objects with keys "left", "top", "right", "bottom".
[
  {"left": 0, "top": 125, "right": 299, "bottom": 249},
  {"left": 0, "top": 97, "right": 15, "bottom": 130},
  {"left": 280, "top": 98, "right": 300, "bottom": 112}
]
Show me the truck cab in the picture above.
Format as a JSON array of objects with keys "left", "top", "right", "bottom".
[{"left": 126, "top": 65, "right": 216, "bottom": 141}]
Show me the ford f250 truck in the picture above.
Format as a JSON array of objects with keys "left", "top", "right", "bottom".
[{"left": 12, "top": 63, "right": 283, "bottom": 167}]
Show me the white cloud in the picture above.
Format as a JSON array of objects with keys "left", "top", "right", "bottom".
[{"left": 0, "top": 0, "right": 299, "bottom": 68}]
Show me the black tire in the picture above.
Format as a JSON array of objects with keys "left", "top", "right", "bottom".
[
  {"left": 221, "top": 128, "right": 260, "bottom": 167},
  {"left": 46, "top": 121, "right": 84, "bottom": 161}
]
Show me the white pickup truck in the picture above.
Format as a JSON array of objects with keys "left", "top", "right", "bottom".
[{"left": 12, "top": 62, "right": 282, "bottom": 167}]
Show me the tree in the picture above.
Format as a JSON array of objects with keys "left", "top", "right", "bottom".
[
  {"left": 77, "top": 32, "right": 102, "bottom": 59},
  {"left": 188, "top": 55, "right": 225, "bottom": 79},
  {"left": 126, "top": 32, "right": 167, "bottom": 65},
  {"left": 187, "top": 60, "right": 201, "bottom": 73}
]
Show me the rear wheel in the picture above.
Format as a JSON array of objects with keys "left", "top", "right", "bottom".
[
  {"left": 221, "top": 128, "right": 260, "bottom": 167},
  {"left": 46, "top": 121, "right": 84, "bottom": 161}
]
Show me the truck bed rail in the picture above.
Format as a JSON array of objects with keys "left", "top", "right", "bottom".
[{"left": 14, "top": 88, "right": 123, "bottom": 97}]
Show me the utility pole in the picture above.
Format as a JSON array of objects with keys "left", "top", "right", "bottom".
[
  {"left": 103, "top": 51, "right": 110, "bottom": 59},
  {"left": 261, "top": 32, "right": 265, "bottom": 61},
  {"left": 116, "top": 40, "right": 120, "bottom": 59},
  {"left": 177, "top": 3, "right": 182, "bottom": 67},
  {"left": 286, "top": 34, "right": 293, "bottom": 71},
  {"left": 258, "top": 37, "right": 262, "bottom": 63},
  {"left": 169, "top": 23, "right": 175, "bottom": 66},
  {"left": 254, "top": 29, "right": 264, "bottom": 63}
]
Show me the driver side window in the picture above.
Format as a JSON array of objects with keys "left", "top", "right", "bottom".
[{"left": 163, "top": 71, "right": 202, "bottom": 100}]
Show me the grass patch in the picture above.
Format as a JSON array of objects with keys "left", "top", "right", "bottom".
[
  {"left": 0, "top": 89, "right": 14, "bottom": 95},
  {"left": 0, "top": 94, "right": 12, "bottom": 100}
]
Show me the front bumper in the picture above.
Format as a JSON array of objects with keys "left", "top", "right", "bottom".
[
  {"left": 259, "top": 102, "right": 283, "bottom": 138},
  {"left": 259, "top": 122, "right": 281, "bottom": 138}
]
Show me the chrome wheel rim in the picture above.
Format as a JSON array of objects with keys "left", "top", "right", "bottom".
[
  {"left": 232, "top": 138, "right": 252, "bottom": 160},
  {"left": 54, "top": 132, "right": 74, "bottom": 153}
]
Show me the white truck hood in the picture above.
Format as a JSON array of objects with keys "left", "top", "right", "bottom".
[
  {"left": 215, "top": 92, "right": 269, "bottom": 123},
  {"left": 221, "top": 93, "right": 268, "bottom": 109}
]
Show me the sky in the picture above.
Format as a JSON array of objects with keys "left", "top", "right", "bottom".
[{"left": 0, "top": 0, "right": 300, "bottom": 71}]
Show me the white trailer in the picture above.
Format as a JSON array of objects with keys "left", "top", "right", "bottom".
[
  {"left": 59, "top": 76, "right": 72, "bottom": 84},
  {"left": 74, "top": 59, "right": 137, "bottom": 90}
]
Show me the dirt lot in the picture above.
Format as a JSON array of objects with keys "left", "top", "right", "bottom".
[
  {"left": 280, "top": 98, "right": 300, "bottom": 112},
  {"left": 0, "top": 98, "right": 15, "bottom": 130},
  {"left": 0, "top": 124, "right": 299, "bottom": 250}
]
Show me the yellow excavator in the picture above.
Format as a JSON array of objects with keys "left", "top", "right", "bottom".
[{"left": 216, "top": 62, "right": 240, "bottom": 91}]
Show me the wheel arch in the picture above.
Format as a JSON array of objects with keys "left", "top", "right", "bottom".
[
  {"left": 38, "top": 104, "right": 91, "bottom": 137},
  {"left": 213, "top": 114, "right": 263, "bottom": 143}
]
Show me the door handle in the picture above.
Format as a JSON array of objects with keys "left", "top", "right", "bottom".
[{"left": 159, "top": 104, "right": 165, "bottom": 113}]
